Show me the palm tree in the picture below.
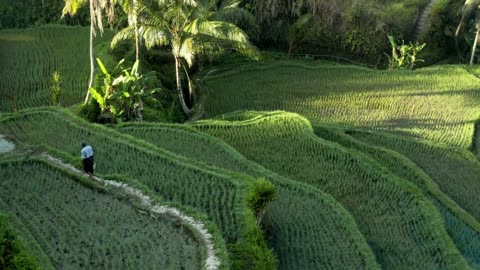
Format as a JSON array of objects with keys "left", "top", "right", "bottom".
[
  {"left": 112, "top": 0, "right": 259, "bottom": 115},
  {"left": 62, "top": 0, "right": 116, "bottom": 104},
  {"left": 456, "top": 0, "right": 480, "bottom": 65},
  {"left": 117, "top": 0, "right": 141, "bottom": 62}
]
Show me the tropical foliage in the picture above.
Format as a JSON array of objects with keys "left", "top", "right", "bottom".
[
  {"left": 50, "top": 71, "right": 62, "bottom": 106},
  {"left": 112, "top": 0, "right": 259, "bottom": 115},
  {"left": 385, "top": 35, "right": 426, "bottom": 70},
  {"left": 456, "top": 0, "right": 480, "bottom": 64},
  {"left": 2, "top": 0, "right": 480, "bottom": 269},
  {"left": 90, "top": 58, "right": 160, "bottom": 121},
  {"left": 62, "top": 0, "right": 117, "bottom": 104}
]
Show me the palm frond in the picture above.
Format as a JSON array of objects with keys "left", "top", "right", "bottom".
[
  {"left": 192, "top": 33, "right": 260, "bottom": 60},
  {"left": 142, "top": 26, "right": 170, "bottom": 48},
  {"left": 218, "top": 0, "right": 240, "bottom": 10},
  {"left": 61, "top": 0, "right": 88, "bottom": 17},
  {"left": 186, "top": 20, "right": 249, "bottom": 42},
  {"left": 211, "top": 6, "right": 255, "bottom": 26},
  {"left": 111, "top": 26, "right": 137, "bottom": 48},
  {"left": 179, "top": 37, "right": 196, "bottom": 66}
]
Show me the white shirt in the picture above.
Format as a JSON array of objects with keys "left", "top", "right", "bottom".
[{"left": 81, "top": 145, "right": 94, "bottom": 159}]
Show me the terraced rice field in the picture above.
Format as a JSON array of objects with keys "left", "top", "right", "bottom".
[
  {"left": 203, "top": 61, "right": 480, "bottom": 148},
  {"left": 191, "top": 111, "right": 471, "bottom": 269},
  {"left": 3, "top": 25, "right": 480, "bottom": 269},
  {"left": 0, "top": 25, "right": 112, "bottom": 111},
  {"left": 0, "top": 108, "right": 270, "bottom": 268},
  {"left": 349, "top": 130, "right": 480, "bottom": 220},
  {"left": 0, "top": 159, "right": 204, "bottom": 269},
  {"left": 117, "top": 122, "right": 380, "bottom": 270},
  {"left": 312, "top": 124, "right": 480, "bottom": 268}
]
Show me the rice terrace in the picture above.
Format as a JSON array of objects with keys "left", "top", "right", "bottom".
[{"left": 1, "top": 0, "right": 480, "bottom": 269}]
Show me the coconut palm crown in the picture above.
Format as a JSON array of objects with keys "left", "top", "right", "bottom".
[{"left": 111, "top": 0, "right": 260, "bottom": 115}]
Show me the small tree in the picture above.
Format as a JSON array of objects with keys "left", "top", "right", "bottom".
[
  {"left": 385, "top": 35, "right": 426, "bottom": 70},
  {"left": 246, "top": 178, "right": 278, "bottom": 226},
  {"left": 51, "top": 71, "right": 62, "bottom": 106}
]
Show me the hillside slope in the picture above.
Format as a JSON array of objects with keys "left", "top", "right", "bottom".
[
  {"left": 116, "top": 122, "right": 380, "bottom": 270},
  {"left": 0, "top": 158, "right": 206, "bottom": 269},
  {"left": 192, "top": 111, "right": 471, "bottom": 269},
  {"left": 202, "top": 61, "right": 480, "bottom": 148},
  {"left": 313, "top": 124, "right": 480, "bottom": 268},
  {"left": 0, "top": 108, "right": 275, "bottom": 268}
]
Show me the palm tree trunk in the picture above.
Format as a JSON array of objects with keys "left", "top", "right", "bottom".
[
  {"left": 174, "top": 56, "right": 191, "bottom": 115},
  {"left": 134, "top": 0, "right": 140, "bottom": 63},
  {"left": 135, "top": 25, "right": 140, "bottom": 63},
  {"left": 455, "top": 13, "right": 466, "bottom": 37},
  {"left": 470, "top": 20, "right": 480, "bottom": 65},
  {"left": 85, "top": 0, "right": 95, "bottom": 105}
]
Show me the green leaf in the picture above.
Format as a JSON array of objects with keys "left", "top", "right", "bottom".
[
  {"left": 89, "top": 87, "right": 106, "bottom": 110},
  {"left": 96, "top": 58, "right": 109, "bottom": 77}
]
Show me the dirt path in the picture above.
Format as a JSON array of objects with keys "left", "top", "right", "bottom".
[{"left": 0, "top": 135, "right": 220, "bottom": 269}]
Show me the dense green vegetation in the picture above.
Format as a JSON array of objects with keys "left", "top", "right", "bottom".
[
  {"left": 0, "top": 0, "right": 87, "bottom": 29},
  {"left": 202, "top": 61, "right": 480, "bottom": 148},
  {"left": 117, "top": 122, "right": 380, "bottom": 269},
  {"left": 0, "top": 214, "right": 43, "bottom": 269},
  {"left": 0, "top": 108, "right": 273, "bottom": 268},
  {"left": 0, "top": 158, "right": 205, "bottom": 269},
  {"left": 312, "top": 124, "right": 480, "bottom": 268},
  {"left": 1, "top": 0, "right": 480, "bottom": 267},
  {"left": 191, "top": 111, "right": 471, "bottom": 269}
]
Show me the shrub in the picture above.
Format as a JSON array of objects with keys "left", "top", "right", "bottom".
[
  {"left": 386, "top": 35, "right": 426, "bottom": 70},
  {"left": 0, "top": 216, "right": 38, "bottom": 270},
  {"left": 246, "top": 178, "right": 278, "bottom": 226}
]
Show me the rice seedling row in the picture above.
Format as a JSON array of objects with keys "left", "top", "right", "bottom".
[
  {"left": 191, "top": 111, "right": 470, "bottom": 269},
  {"left": 345, "top": 129, "right": 480, "bottom": 221},
  {"left": 312, "top": 124, "right": 480, "bottom": 268},
  {"left": 117, "top": 122, "right": 380, "bottom": 269},
  {"left": 0, "top": 108, "right": 254, "bottom": 253},
  {"left": 0, "top": 159, "right": 204, "bottom": 269},
  {"left": 202, "top": 61, "right": 480, "bottom": 148},
  {"left": 0, "top": 26, "right": 111, "bottom": 111}
]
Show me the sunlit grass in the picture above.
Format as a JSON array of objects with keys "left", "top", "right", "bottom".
[
  {"left": 191, "top": 110, "right": 470, "bottom": 269},
  {"left": 203, "top": 61, "right": 480, "bottom": 148}
]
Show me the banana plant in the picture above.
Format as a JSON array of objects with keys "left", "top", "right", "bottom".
[{"left": 89, "top": 58, "right": 161, "bottom": 122}]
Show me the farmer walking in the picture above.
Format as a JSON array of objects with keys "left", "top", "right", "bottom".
[{"left": 81, "top": 141, "right": 94, "bottom": 177}]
